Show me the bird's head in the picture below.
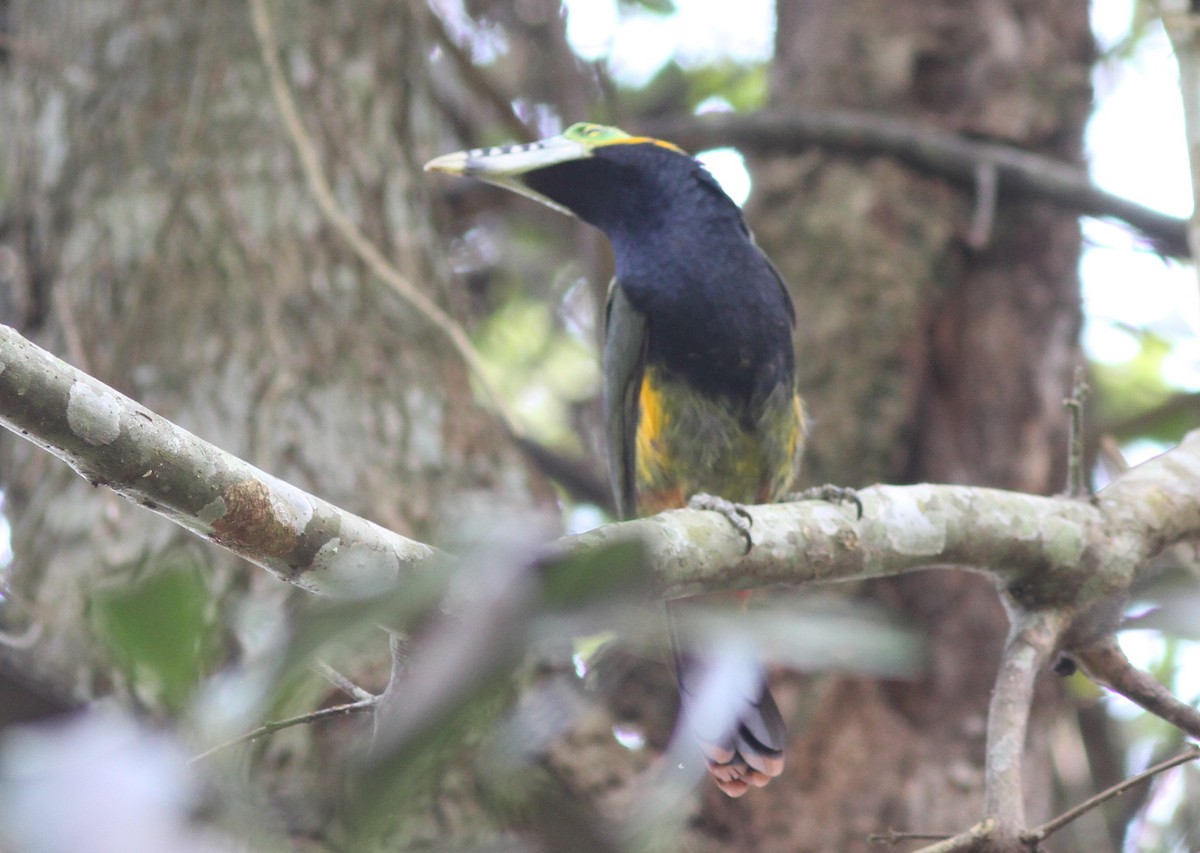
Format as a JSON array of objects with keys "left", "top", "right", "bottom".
[{"left": 425, "top": 122, "right": 724, "bottom": 235}]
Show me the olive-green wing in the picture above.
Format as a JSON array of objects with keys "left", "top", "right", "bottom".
[{"left": 602, "top": 281, "right": 648, "bottom": 521}]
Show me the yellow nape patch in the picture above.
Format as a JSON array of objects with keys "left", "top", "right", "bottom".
[
  {"left": 563, "top": 122, "right": 687, "bottom": 155},
  {"left": 604, "top": 135, "right": 687, "bottom": 154}
]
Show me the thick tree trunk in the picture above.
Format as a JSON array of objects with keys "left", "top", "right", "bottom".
[
  {"left": 0, "top": 1, "right": 548, "bottom": 843},
  {"left": 694, "top": 2, "right": 1091, "bottom": 850}
]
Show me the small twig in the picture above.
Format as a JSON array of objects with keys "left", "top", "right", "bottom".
[
  {"left": 312, "top": 661, "right": 375, "bottom": 702},
  {"left": 910, "top": 818, "right": 996, "bottom": 853},
  {"left": 868, "top": 829, "right": 953, "bottom": 846},
  {"left": 189, "top": 696, "right": 377, "bottom": 764},
  {"left": 966, "top": 160, "right": 998, "bottom": 249},
  {"left": 425, "top": 10, "right": 535, "bottom": 141},
  {"left": 1097, "top": 435, "right": 1130, "bottom": 477},
  {"left": 643, "top": 111, "right": 1190, "bottom": 258},
  {"left": 1063, "top": 367, "right": 1090, "bottom": 498},
  {"left": 1021, "top": 744, "right": 1200, "bottom": 846},
  {"left": 247, "top": 0, "right": 523, "bottom": 438},
  {"left": 50, "top": 287, "right": 91, "bottom": 375},
  {"left": 1073, "top": 635, "right": 1200, "bottom": 739}
]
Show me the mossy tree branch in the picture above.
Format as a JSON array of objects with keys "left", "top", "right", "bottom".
[{"left": 5, "top": 320, "right": 1200, "bottom": 602}]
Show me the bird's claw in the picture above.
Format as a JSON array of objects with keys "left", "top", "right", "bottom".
[
  {"left": 785, "top": 484, "right": 864, "bottom": 520},
  {"left": 688, "top": 493, "right": 754, "bottom": 553}
]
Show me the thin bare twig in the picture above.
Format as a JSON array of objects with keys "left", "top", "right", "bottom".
[
  {"left": 313, "top": 661, "right": 375, "bottom": 702},
  {"left": 966, "top": 161, "right": 998, "bottom": 250},
  {"left": 1073, "top": 635, "right": 1200, "bottom": 739},
  {"left": 1064, "top": 367, "right": 1091, "bottom": 498},
  {"left": 644, "top": 111, "right": 1190, "bottom": 258},
  {"left": 246, "top": 0, "right": 522, "bottom": 437},
  {"left": 868, "top": 829, "right": 953, "bottom": 846},
  {"left": 1097, "top": 435, "right": 1130, "bottom": 478},
  {"left": 426, "top": 10, "right": 535, "bottom": 141},
  {"left": 1021, "top": 744, "right": 1200, "bottom": 845},
  {"left": 189, "top": 696, "right": 377, "bottom": 764},
  {"left": 910, "top": 818, "right": 996, "bottom": 853}
]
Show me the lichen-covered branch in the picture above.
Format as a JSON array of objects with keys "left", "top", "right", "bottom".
[
  {"left": 570, "top": 483, "right": 1101, "bottom": 599},
  {"left": 981, "top": 609, "right": 1071, "bottom": 850},
  {"left": 6, "top": 322, "right": 1200, "bottom": 610},
  {"left": 0, "top": 324, "right": 434, "bottom": 596}
]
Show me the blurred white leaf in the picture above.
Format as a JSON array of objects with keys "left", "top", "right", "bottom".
[{"left": 0, "top": 707, "right": 229, "bottom": 853}]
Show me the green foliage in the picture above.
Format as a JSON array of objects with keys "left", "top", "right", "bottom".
[
  {"left": 619, "top": 0, "right": 676, "bottom": 14},
  {"left": 683, "top": 63, "right": 769, "bottom": 113},
  {"left": 1093, "top": 331, "right": 1171, "bottom": 410},
  {"left": 620, "top": 59, "right": 768, "bottom": 117},
  {"left": 1092, "top": 331, "right": 1190, "bottom": 445},
  {"left": 538, "top": 538, "right": 648, "bottom": 612},
  {"left": 338, "top": 536, "right": 650, "bottom": 845},
  {"left": 91, "top": 556, "right": 223, "bottom": 713},
  {"left": 473, "top": 293, "right": 601, "bottom": 447}
]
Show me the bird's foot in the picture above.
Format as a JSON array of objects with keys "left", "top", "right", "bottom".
[
  {"left": 687, "top": 493, "right": 753, "bottom": 553},
  {"left": 785, "top": 484, "right": 864, "bottom": 520}
]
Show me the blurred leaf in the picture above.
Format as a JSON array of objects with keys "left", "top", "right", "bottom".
[
  {"left": 1125, "top": 596, "right": 1200, "bottom": 642},
  {"left": 1095, "top": 0, "right": 1160, "bottom": 63},
  {"left": 91, "top": 558, "right": 222, "bottom": 713},
  {"left": 537, "top": 538, "right": 649, "bottom": 612},
  {"left": 348, "top": 669, "right": 515, "bottom": 843},
  {"left": 1093, "top": 332, "right": 1184, "bottom": 444},
  {"left": 0, "top": 709, "right": 216, "bottom": 852},
  {"left": 345, "top": 556, "right": 536, "bottom": 843},
  {"left": 676, "top": 594, "right": 927, "bottom": 678},
  {"left": 274, "top": 558, "right": 456, "bottom": 689},
  {"left": 1126, "top": 565, "right": 1200, "bottom": 644}
]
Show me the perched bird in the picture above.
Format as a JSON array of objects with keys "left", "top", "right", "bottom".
[{"left": 426, "top": 122, "right": 804, "bottom": 797}]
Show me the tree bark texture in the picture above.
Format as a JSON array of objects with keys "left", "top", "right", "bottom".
[
  {"left": 699, "top": 2, "right": 1093, "bottom": 850},
  {"left": 0, "top": 1, "right": 550, "bottom": 844}
]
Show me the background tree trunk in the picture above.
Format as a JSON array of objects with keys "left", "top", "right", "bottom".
[
  {"left": 698, "top": 2, "right": 1091, "bottom": 850},
  {"left": 0, "top": 1, "right": 551, "bottom": 844}
]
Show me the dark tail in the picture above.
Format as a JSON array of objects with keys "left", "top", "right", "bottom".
[{"left": 668, "top": 601, "right": 787, "bottom": 797}]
